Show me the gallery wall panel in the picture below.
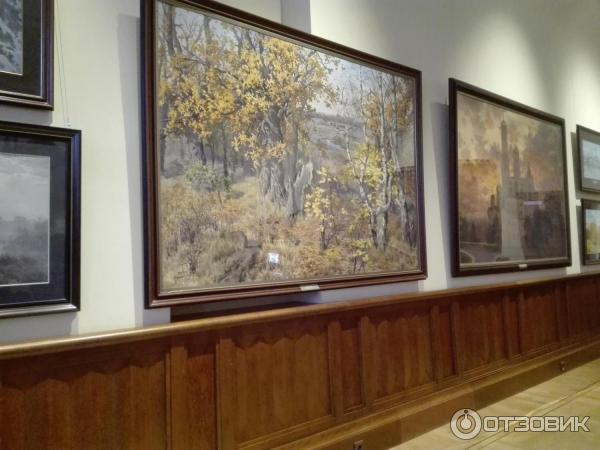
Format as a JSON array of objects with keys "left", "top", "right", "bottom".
[{"left": 1, "top": 272, "right": 599, "bottom": 449}]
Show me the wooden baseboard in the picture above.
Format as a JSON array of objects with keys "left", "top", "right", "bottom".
[{"left": 281, "top": 338, "right": 600, "bottom": 450}]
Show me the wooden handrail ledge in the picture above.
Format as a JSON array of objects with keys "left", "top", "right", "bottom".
[{"left": 0, "top": 270, "right": 597, "bottom": 360}]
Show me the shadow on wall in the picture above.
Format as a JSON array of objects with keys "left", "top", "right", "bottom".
[{"left": 118, "top": 13, "right": 169, "bottom": 327}]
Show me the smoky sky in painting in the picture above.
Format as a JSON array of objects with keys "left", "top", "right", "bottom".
[
  {"left": 156, "top": 0, "right": 420, "bottom": 292},
  {"left": 457, "top": 92, "right": 567, "bottom": 265},
  {"left": 0, "top": 0, "right": 23, "bottom": 75},
  {"left": 0, "top": 152, "right": 50, "bottom": 286}
]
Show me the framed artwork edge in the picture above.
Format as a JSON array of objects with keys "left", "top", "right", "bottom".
[
  {"left": 141, "top": 0, "right": 427, "bottom": 308},
  {"left": 0, "top": 120, "right": 80, "bottom": 318},
  {"left": 449, "top": 78, "right": 572, "bottom": 277},
  {"left": 0, "top": 0, "right": 55, "bottom": 110},
  {"left": 576, "top": 124, "right": 600, "bottom": 194},
  {"left": 581, "top": 198, "right": 600, "bottom": 266}
]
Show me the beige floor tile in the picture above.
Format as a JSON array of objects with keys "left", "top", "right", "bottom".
[{"left": 390, "top": 358, "right": 600, "bottom": 449}]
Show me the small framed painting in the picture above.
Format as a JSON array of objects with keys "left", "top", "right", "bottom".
[
  {"left": 577, "top": 125, "right": 600, "bottom": 193},
  {"left": 0, "top": 121, "right": 80, "bottom": 318},
  {"left": 449, "top": 79, "right": 571, "bottom": 276},
  {"left": 582, "top": 199, "right": 600, "bottom": 265},
  {"left": 142, "top": 0, "right": 426, "bottom": 307},
  {"left": 0, "top": 0, "right": 53, "bottom": 109}
]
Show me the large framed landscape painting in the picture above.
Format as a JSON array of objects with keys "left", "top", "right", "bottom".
[
  {"left": 577, "top": 125, "right": 600, "bottom": 193},
  {"left": 0, "top": 121, "right": 80, "bottom": 317},
  {"left": 0, "top": 0, "right": 53, "bottom": 109},
  {"left": 449, "top": 79, "right": 571, "bottom": 276},
  {"left": 142, "top": 0, "right": 426, "bottom": 306},
  {"left": 582, "top": 199, "right": 600, "bottom": 265}
]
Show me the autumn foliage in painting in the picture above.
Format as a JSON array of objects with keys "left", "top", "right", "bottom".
[{"left": 156, "top": 2, "right": 420, "bottom": 291}]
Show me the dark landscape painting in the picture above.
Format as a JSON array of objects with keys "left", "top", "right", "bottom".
[
  {"left": 153, "top": 0, "right": 422, "bottom": 293},
  {"left": 0, "top": 152, "right": 50, "bottom": 286},
  {"left": 456, "top": 91, "right": 568, "bottom": 270},
  {"left": 0, "top": 0, "right": 23, "bottom": 75}
]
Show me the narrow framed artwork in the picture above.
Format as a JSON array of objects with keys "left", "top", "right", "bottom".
[
  {"left": 0, "top": 0, "right": 53, "bottom": 109},
  {"left": 581, "top": 199, "right": 600, "bottom": 266},
  {"left": 577, "top": 125, "right": 600, "bottom": 194},
  {"left": 142, "top": 0, "right": 426, "bottom": 307},
  {"left": 0, "top": 121, "right": 80, "bottom": 318},
  {"left": 449, "top": 79, "right": 571, "bottom": 276}
]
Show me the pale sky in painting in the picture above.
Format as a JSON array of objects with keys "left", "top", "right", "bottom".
[{"left": 0, "top": 153, "right": 50, "bottom": 221}]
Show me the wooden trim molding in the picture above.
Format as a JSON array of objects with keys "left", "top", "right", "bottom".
[{"left": 1, "top": 272, "right": 600, "bottom": 449}]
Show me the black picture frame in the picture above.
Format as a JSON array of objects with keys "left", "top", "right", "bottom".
[
  {"left": 141, "top": 0, "right": 427, "bottom": 308},
  {"left": 0, "top": 0, "right": 54, "bottom": 109},
  {"left": 0, "top": 121, "right": 80, "bottom": 318},
  {"left": 577, "top": 125, "right": 600, "bottom": 194},
  {"left": 581, "top": 199, "right": 600, "bottom": 266},
  {"left": 449, "top": 78, "right": 571, "bottom": 276}
]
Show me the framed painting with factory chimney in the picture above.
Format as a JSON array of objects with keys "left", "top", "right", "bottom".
[
  {"left": 142, "top": 0, "right": 427, "bottom": 307},
  {"left": 449, "top": 79, "right": 571, "bottom": 276}
]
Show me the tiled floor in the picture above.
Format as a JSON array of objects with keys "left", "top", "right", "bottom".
[{"left": 391, "top": 359, "right": 600, "bottom": 449}]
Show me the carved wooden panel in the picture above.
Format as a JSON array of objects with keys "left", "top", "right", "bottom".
[
  {"left": 219, "top": 319, "right": 333, "bottom": 448},
  {"left": 370, "top": 306, "right": 434, "bottom": 401},
  {"left": 438, "top": 304, "right": 456, "bottom": 378},
  {"left": 567, "top": 278, "right": 599, "bottom": 337},
  {"left": 1, "top": 274, "right": 599, "bottom": 450},
  {"left": 460, "top": 293, "right": 506, "bottom": 372},
  {"left": 170, "top": 336, "right": 217, "bottom": 450},
  {"left": 521, "top": 285, "right": 559, "bottom": 353},
  {"left": 0, "top": 343, "right": 167, "bottom": 450},
  {"left": 339, "top": 315, "right": 364, "bottom": 413}
]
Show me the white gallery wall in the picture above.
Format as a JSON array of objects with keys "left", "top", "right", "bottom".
[{"left": 0, "top": 0, "right": 599, "bottom": 342}]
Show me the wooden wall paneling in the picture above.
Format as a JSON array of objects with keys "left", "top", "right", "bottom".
[
  {"left": 170, "top": 335, "right": 217, "bottom": 450},
  {"left": 339, "top": 315, "right": 364, "bottom": 414},
  {"left": 502, "top": 291, "right": 516, "bottom": 359},
  {"left": 0, "top": 341, "right": 168, "bottom": 450},
  {"left": 430, "top": 304, "right": 444, "bottom": 382},
  {"left": 216, "top": 336, "right": 237, "bottom": 450},
  {"left": 565, "top": 282, "right": 573, "bottom": 338},
  {"left": 521, "top": 285, "right": 560, "bottom": 354},
  {"left": 219, "top": 319, "right": 336, "bottom": 449},
  {"left": 459, "top": 292, "right": 506, "bottom": 373},
  {"left": 450, "top": 301, "right": 463, "bottom": 377},
  {"left": 327, "top": 319, "right": 344, "bottom": 419},
  {"left": 569, "top": 277, "right": 600, "bottom": 337},
  {"left": 1, "top": 273, "right": 600, "bottom": 450},
  {"left": 437, "top": 303, "right": 456, "bottom": 379},
  {"left": 359, "top": 315, "right": 376, "bottom": 408},
  {"left": 517, "top": 289, "right": 527, "bottom": 354},
  {"left": 370, "top": 304, "right": 435, "bottom": 404},
  {"left": 554, "top": 282, "right": 569, "bottom": 342}
]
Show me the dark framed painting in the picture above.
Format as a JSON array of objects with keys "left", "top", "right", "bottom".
[
  {"left": 581, "top": 199, "right": 600, "bottom": 266},
  {"left": 0, "top": 121, "right": 80, "bottom": 318},
  {"left": 142, "top": 0, "right": 426, "bottom": 307},
  {"left": 577, "top": 125, "right": 600, "bottom": 193},
  {"left": 0, "top": 0, "right": 53, "bottom": 109},
  {"left": 449, "top": 79, "right": 571, "bottom": 276}
]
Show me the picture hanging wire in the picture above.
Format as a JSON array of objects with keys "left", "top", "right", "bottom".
[{"left": 55, "top": 0, "right": 71, "bottom": 127}]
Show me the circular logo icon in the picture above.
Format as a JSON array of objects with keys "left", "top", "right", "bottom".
[{"left": 450, "top": 408, "right": 482, "bottom": 440}]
